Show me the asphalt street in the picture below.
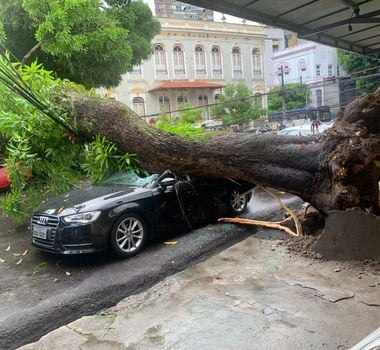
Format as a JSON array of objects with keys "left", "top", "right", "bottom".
[{"left": 0, "top": 188, "right": 300, "bottom": 350}]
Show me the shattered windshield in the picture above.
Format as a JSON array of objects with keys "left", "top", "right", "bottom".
[{"left": 99, "top": 171, "right": 159, "bottom": 188}]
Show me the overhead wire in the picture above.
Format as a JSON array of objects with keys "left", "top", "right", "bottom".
[{"left": 0, "top": 43, "right": 75, "bottom": 133}]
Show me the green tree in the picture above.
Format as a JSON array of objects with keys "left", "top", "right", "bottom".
[
  {"left": 211, "top": 82, "right": 266, "bottom": 125},
  {"left": 0, "top": 0, "right": 160, "bottom": 88},
  {"left": 338, "top": 50, "right": 379, "bottom": 93},
  {"left": 155, "top": 106, "right": 205, "bottom": 138},
  {"left": 268, "top": 83, "right": 310, "bottom": 112},
  {"left": 0, "top": 56, "right": 139, "bottom": 220}
]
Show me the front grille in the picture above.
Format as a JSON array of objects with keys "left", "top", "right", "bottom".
[{"left": 31, "top": 214, "right": 59, "bottom": 248}]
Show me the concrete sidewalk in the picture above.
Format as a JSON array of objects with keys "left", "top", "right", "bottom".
[{"left": 19, "top": 235, "right": 380, "bottom": 350}]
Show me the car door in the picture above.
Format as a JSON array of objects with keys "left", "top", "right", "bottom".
[{"left": 152, "top": 177, "right": 200, "bottom": 234}]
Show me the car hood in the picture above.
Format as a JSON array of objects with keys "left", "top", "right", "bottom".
[{"left": 36, "top": 185, "right": 152, "bottom": 216}]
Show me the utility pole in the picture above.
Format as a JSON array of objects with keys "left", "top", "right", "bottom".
[{"left": 280, "top": 66, "right": 286, "bottom": 123}]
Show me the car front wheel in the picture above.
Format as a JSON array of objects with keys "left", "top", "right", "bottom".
[
  {"left": 229, "top": 189, "right": 249, "bottom": 215},
  {"left": 110, "top": 213, "right": 147, "bottom": 258}
]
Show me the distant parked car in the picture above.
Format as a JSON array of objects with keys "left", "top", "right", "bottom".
[
  {"left": 201, "top": 120, "right": 222, "bottom": 128},
  {"left": 278, "top": 121, "right": 334, "bottom": 136},
  {"left": 31, "top": 170, "right": 254, "bottom": 258},
  {"left": 0, "top": 167, "right": 9, "bottom": 190}
]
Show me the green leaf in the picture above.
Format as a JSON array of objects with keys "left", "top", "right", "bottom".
[{"left": 38, "top": 261, "right": 47, "bottom": 267}]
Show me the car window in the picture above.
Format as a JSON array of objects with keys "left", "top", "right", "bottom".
[{"left": 100, "top": 171, "right": 159, "bottom": 187}]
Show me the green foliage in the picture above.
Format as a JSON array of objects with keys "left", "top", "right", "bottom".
[
  {"left": 0, "top": 58, "right": 142, "bottom": 221},
  {"left": 0, "top": 59, "right": 83, "bottom": 220},
  {"left": 211, "top": 82, "right": 266, "bottom": 125},
  {"left": 338, "top": 50, "right": 379, "bottom": 93},
  {"left": 268, "top": 83, "right": 310, "bottom": 111},
  {"left": 82, "top": 135, "right": 141, "bottom": 183},
  {"left": 0, "top": 19, "right": 5, "bottom": 43},
  {"left": 0, "top": 0, "right": 160, "bottom": 88},
  {"left": 155, "top": 107, "right": 205, "bottom": 138}
]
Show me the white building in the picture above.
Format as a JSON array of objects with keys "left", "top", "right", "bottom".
[
  {"left": 270, "top": 41, "right": 341, "bottom": 108},
  {"left": 107, "top": 17, "right": 266, "bottom": 123}
]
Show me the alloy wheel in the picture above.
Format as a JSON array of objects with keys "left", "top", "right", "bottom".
[
  {"left": 230, "top": 190, "right": 247, "bottom": 213},
  {"left": 115, "top": 216, "right": 144, "bottom": 253}
]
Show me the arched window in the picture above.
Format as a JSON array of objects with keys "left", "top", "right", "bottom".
[
  {"left": 252, "top": 48, "right": 262, "bottom": 78},
  {"left": 195, "top": 45, "right": 206, "bottom": 76},
  {"left": 132, "top": 97, "right": 145, "bottom": 116},
  {"left": 298, "top": 59, "right": 307, "bottom": 72},
  {"left": 159, "top": 96, "right": 170, "bottom": 113},
  {"left": 232, "top": 46, "right": 242, "bottom": 78},
  {"left": 298, "top": 59, "right": 307, "bottom": 82},
  {"left": 211, "top": 46, "right": 222, "bottom": 77},
  {"left": 198, "top": 94, "right": 208, "bottom": 106},
  {"left": 177, "top": 95, "right": 188, "bottom": 107},
  {"left": 154, "top": 44, "right": 167, "bottom": 75},
  {"left": 173, "top": 45, "right": 185, "bottom": 75}
]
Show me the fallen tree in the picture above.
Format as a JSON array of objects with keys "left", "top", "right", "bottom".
[{"left": 67, "top": 89, "right": 380, "bottom": 215}]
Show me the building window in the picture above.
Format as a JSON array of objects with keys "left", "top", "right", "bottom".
[
  {"left": 211, "top": 46, "right": 222, "bottom": 77},
  {"left": 328, "top": 64, "right": 333, "bottom": 76},
  {"left": 198, "top": 94, "right": 208, "bottom": 119},
  {"left": 173, "top": 45, "right": 185, "bottom": 75},
  {"left": 214, "top": 94, "right": 220, "bottom": 102},
  {"left": 232, "top": 46, "right": 242, "bottom": 78},
  {"left": 195, "top": 45, "right": 206, "bottom": 76},
  {"left": 252, "top": 47, "right": 262, "bottom": 78},
  {"left": 177, "top": 95, "right": 188, "bottom": 107},
  {"left": 316, "top": 89, "right": 322, "bottom": 107},
  {"left": 198, "top": 94, "right": 208, "bottom": 105},
  {"left": 132, "top": 97, "right": 145, "bottom": 116},
  {"left": 316, "top": 64, "right": 321, "bottom": 77},
  {"left": 272, "top": 40, "right": 279, "bottom": 53},
  {"left": 298, "top": 59, "right": 307, "bottom": 82},
  {"left": 159, "top": 96, "right": 170, "bottom": 113},
  {"left": 154, "top": 44, "right": 167, "bottom": 75}
]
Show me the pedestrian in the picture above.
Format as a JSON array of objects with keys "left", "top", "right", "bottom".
[{"left": 311, "top": 119, "right": 321, "bottom": 134}]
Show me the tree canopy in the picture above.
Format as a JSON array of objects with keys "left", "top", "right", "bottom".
[
  {"left": 338, "top": 50, "right": 379, "bottom": 94},
  {"left": 211, "top": 82, "right": 266, "bottom": 125},
  {"left": 268, "top": 83, "right": 310, "bottom": 112},
  {"left": 0, "top": 0, "right": 160, "bottom": 88}
]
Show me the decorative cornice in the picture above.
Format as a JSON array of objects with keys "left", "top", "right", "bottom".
[
  {"left": 158, "top": 18, "right": 265, "bottom": 36},
  {"left": 273, "top": 42, "right": 317, "bottom": 59}
]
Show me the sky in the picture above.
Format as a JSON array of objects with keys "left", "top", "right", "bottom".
[{"left": 143, "top": 0, "right": 258, "bottom": 25}]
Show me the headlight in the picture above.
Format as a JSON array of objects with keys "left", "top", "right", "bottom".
[{"left": 62, "top": 211, "right": 101, "bottom": 224}]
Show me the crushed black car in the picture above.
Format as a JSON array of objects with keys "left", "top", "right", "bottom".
[{"left": 31, "top": 170, "right": 254, "bottom": 258}]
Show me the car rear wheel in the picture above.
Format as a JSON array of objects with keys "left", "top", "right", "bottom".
[
  {"left": 229, "top": 189, "right": 249, "bottom": 215},
  {"left": 110, "top": 213, "right": 147, "bottom": 258}
]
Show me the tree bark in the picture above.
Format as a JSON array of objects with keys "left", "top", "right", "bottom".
[{"left": 67, "top": 90, "right": 380, "bottom": 215}]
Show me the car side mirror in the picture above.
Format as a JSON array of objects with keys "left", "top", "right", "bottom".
[{"left": 159, "top": 177, "right": 176, "bottom": 189}]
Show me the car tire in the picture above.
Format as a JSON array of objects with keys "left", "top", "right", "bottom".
[
  {"left": 228, "top": 189, "right": 250, "bottom": 215},
  {"left": 110, "top": 213, "right": 147, "bottom": 258}
]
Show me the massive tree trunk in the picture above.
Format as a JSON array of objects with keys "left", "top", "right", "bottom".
[{"left": 67, "top": 90, "right": 380, "bottom": 215}]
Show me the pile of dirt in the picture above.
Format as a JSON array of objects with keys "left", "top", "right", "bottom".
[{"left": 282, "top": 235, "right": 325, "bottom": 260}]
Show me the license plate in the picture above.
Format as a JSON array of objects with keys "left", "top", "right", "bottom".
[{"left": 32, "top": 225, "right": 48, "bottom": 240}]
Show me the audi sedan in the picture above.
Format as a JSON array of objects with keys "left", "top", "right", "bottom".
[{"left": 31, "top": 170, "right": 254, "bottom": 258}]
